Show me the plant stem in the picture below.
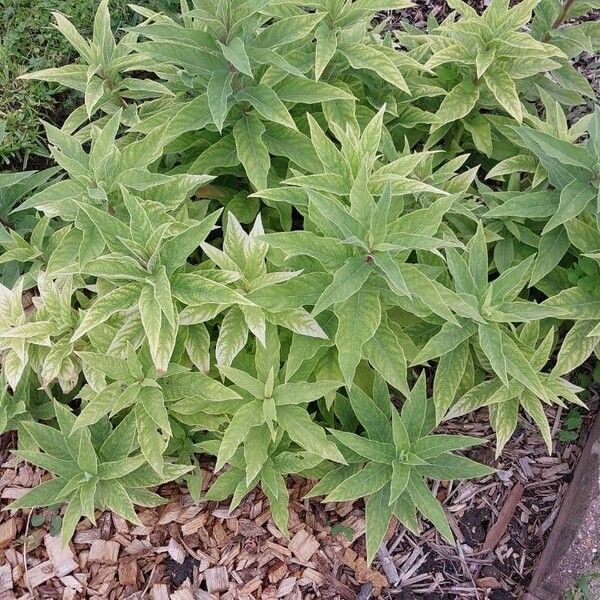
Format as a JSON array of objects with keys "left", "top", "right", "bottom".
[
  {"left": 551, "top": 0, "right": 575, "bottom": 31},
  {"left": 0, "top": 216, "right": 15, "bottom": 231},
  {"left": 541, "top": 0, "right": 575, "bottom": 42}
]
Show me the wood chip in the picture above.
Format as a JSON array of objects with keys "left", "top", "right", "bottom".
[
  {"left": 288, "top": 530, "right": 319, "bottom": 563},
  {"left": 167, "top": 538, "right": 186, "bottom": 564},
  {"left": 0, "top": 487, "right": 28, "bottom": 500},
  {"left": 477, "top": 576, "right": 502, "bottom": 589},
  {"left": 24, "top": 561, "right": 54, "bottom": 589},
  {"left": 150, "top": 583, "right": 170, "bottom": 600},
  {"left": 239, "top": 575, "right": 262, "bottom": 595},
  {"left": 58, "top": 575, "right": 83, "bottom": 593},
  {"left": 44, "top": 535, "right": 77, "bottom": 577},
  {"left": 180, "top": 515, "right": 206, "bottom": 537},
  {"left": 88, "top": 539, "right": 120, "bottom": 564},
  {"left": 0, "top": 520, "right": 16, "bottom": 549},
  {"left": 170, "top": 588, "right": 194, "bottom": 600},
  {"left": 276, "top": 576, "right": 296, "bottom": 597},
  {"left": 301, "top": 568, "right": 324, "bottom": 586},
  {"left": 211, "top": 522, "right": 228, "bottom": 546},
  {"left": 268, "top": 561, "right": 288, "bottom": 583},
  {"left": 204, "top": 566, "right": 229, "bottom": 593},
  {"left": 73, "top": 529, "right": 101, "bottom": 545},
  {"left": 118, "top": 558, "right": 138, "bottom": 586},
  {"left": 482, "top": 483, "right": 524, "bottom": 552},
  {"left": 0, "top": 564, "right": 12, "bottom": 594},
  {"left": 238, "top": 518, "right": 265, "bottom": 538}
]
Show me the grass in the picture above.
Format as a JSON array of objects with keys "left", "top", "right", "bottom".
[{"left": 0, "top": 0, "right": 175, "bottom": 168}]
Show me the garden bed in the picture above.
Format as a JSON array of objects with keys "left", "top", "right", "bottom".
[
  {"left": 0, "top": 391, "right": 596, "bottom": 599},
  {"left": 1, "top": 0, "right": 600, "bottom": 599}
]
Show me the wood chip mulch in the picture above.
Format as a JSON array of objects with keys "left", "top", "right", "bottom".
[
  {"left": 0, "top": 461, "right": 388, "bottom": 600},
  {"left": 0, "top": 381, "right": 596, "bottom": 600}
]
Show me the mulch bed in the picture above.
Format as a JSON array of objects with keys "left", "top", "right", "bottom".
[
  {"left": 0, "top": 461, "right": 387, "bottom": 599},
  {"left": 0, "top": 384, "right": 596, "bottom": 599},
  {"left": 1, "top": 3, "right": 599, "bottom": 599}
]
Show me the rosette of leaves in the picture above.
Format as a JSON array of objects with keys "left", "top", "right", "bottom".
[
  {"left": 257, "top": 106, "right": 451, "bottom": 203},
  {"left": 396, "top": 0, "right": 567, "bottom": 148},
  {"left": 482, "top": 108, "right": 600, "bottom": 287},
  {"left": 195, "top": 211, "right": 327, "bottom": 370},
  {"left": 306, "top": 375, "right": 494, "bottom": 563},
  {"left": 261, "top": 109, "right": 471, "bottom": 389},
  {"left": 19, "top": 0, "right": 168, "bottom": 125},
  {"left": 477, "top": 98, "right": 594, "bottom": 283},
  {"left": 547, "top": 258, "right": 600, "bottom": 379},
  {"left": 66, "top": 195, "right": 238, "bottom": 373},
  {"left": 128, "top": 0, "right": 421, "bottom": 103},
  {"left": 201, "top": 437, "right": 326, "bottom": 537},
  {"left": 544, "top": 226, "right": 600, "bottom": 376},
  {"left": 15, "top": 111, "right": 210, "bottom": 224},
  {"left": 72, "top": 342, "right": 238, "bottom": 476},
  {"left": 214, "top": 327, "right": 346, "bottom": 486},
  {"left": 127, "top": 1, "right": 347, "bottom": 184},
  {"left": 515, "top": 108, "right": 600, "bottom": 233},
  {"left": 6, "top": 402, "right": 190, "bottom": 544},
  {"left": 443, "top": 320, "right": 585, "bottom": 455},
  {"left": 413, "top": 223, "right": 571, "bottom": 431}
]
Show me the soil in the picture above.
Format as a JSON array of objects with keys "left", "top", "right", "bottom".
[
  {"left": 458, "top": 509, "right": 492, "bottom": 546},
  {"left": 164, "top": 554, "right": 200, "bottom": 587}
]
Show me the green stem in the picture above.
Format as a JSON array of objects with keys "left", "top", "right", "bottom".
[{"left": 102, "top": 73, "right": 127, "bottom": 109}]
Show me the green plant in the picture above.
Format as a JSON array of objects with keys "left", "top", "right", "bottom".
[
  {"left": 399, "top": 0, "right": 566, "bottom": 123},
  {"left": 7, "top": 401, "right": 189, "bottom": 544},
  {"left": 306, "top": 374, "right": 494, "bottom": 562},
  {"left": 565, "top": 572, "right": 600, "bottom": 600},
  {"left": 18, "top": 0, "right": 168, "bottom": 128},
  {"left": 533, "top": 0, "right": 600, "bottom": 105},
  {"left": 2, "top": 0, "right": 599, "bottom": 563},
  {"left": 0, "top": 0, "right": 140, "bottom": 165},
  {"left": 558, "top": 407, "right": 583, "bottom": 442},
  {"left": 0, "top": 165, "right": 59, "bottom": 287}
]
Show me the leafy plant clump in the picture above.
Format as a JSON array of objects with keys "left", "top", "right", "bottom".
[
  {"left": 0, "top": 0, "right": 175, "bottom": 166},
  {"left": 1, "top": 0, "right": 599, "bottom": 560}
]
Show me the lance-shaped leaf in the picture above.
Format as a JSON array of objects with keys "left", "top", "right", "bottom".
[{"left": 334, "top": 287, "right": 381, "bottom": 387}]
